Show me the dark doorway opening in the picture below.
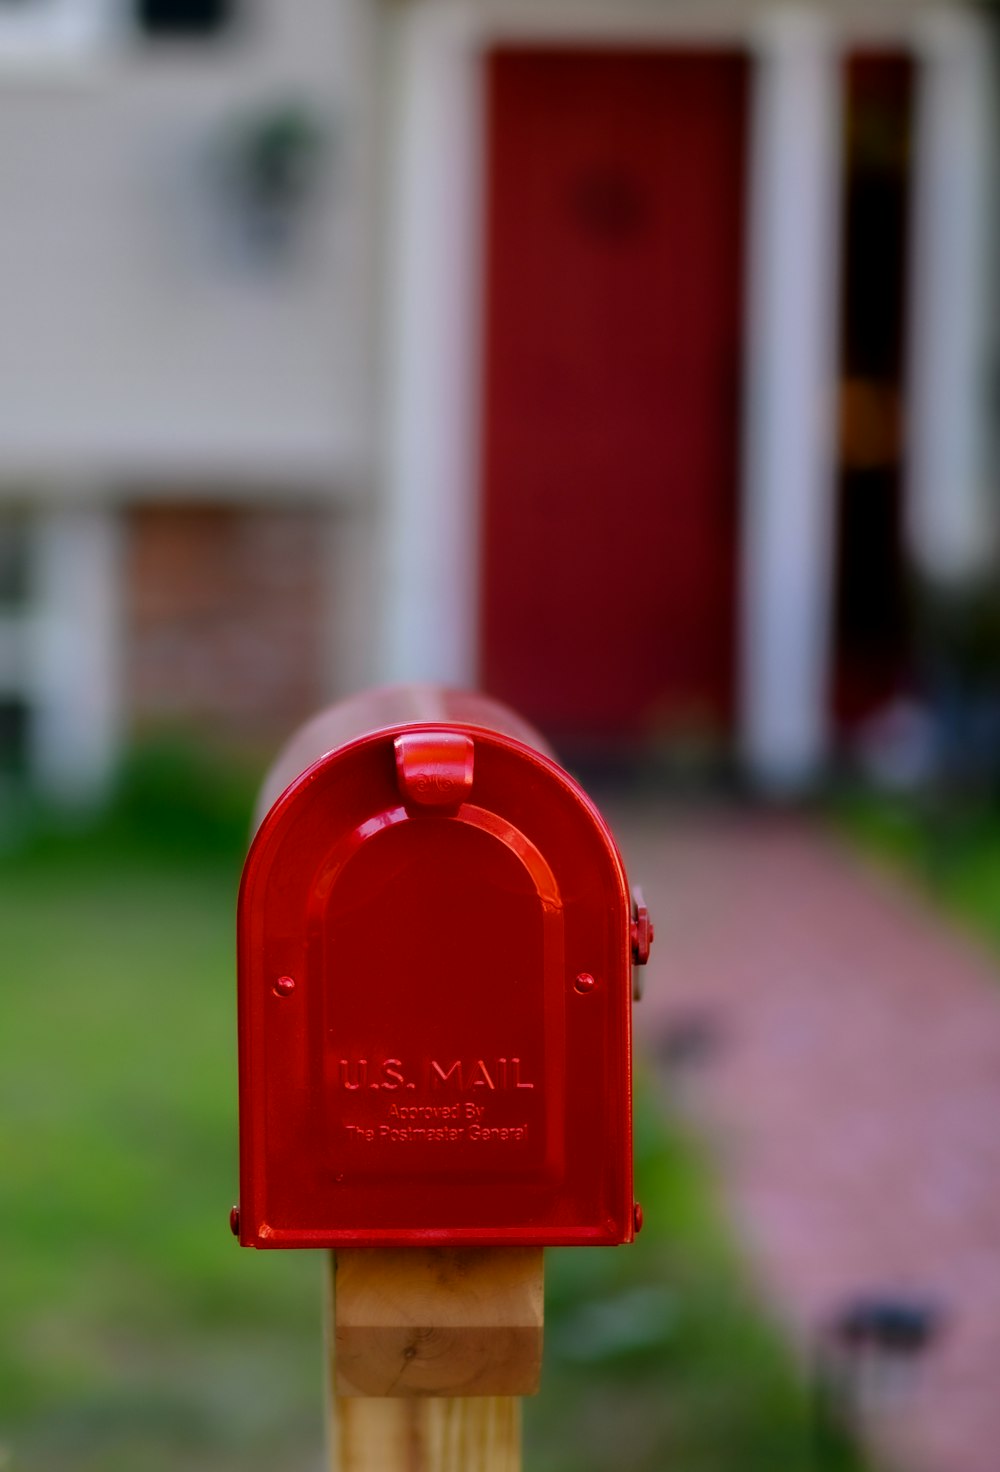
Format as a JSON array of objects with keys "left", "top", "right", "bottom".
[{"left": 833, "top": 52, "right": 915, "bottom": 726}]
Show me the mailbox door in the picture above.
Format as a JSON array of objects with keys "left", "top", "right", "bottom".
[{"left": 238, "top": 724, "right": 633, "bottom": 1247}]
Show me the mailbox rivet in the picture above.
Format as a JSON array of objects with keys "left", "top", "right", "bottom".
[
  {"left": 230, "top": 1205, "right": 240, "bottom": 1236},
  {"left": 633, "top": 1203, "right": 644, "bottom": 1234},
  {"left": 273, "top": 975, "right": 296, "bottom": 998},
  {"left": 574, "top": 972, "right": 597, "bottom": 995}
]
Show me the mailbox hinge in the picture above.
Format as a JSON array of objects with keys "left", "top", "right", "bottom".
[{"left": 630, "top": 886, "right": 653, "bottom": 1001}]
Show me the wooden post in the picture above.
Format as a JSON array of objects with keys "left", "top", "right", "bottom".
[
  {"left": 326, "top": 1248, "right": 544, "bottom": 1472},
  {"left": 329, "top": 1398, "right": 522, "bottom": 1472}
]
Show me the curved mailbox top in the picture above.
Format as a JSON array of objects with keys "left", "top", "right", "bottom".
[
  {"left": 251, "top": 684, "right": 555, "bottom": 828},
  {"left": 237, "top": 690, "right": 637, "bottom": 1249}
]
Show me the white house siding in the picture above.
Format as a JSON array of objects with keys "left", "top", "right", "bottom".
[{"left": 0, "top": 0, "right": 374, "bottom": 485}]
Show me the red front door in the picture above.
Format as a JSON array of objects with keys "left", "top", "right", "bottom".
[{"left": 480, "top": 49, "right": 748, "bottom": 756}]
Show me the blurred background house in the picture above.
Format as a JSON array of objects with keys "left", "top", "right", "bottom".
[{"left": 0, "top": 0, "right": 996, "bottom": 804}]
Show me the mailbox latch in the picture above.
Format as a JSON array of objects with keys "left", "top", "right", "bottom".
[{"left": 394, "top": 730, "right": 475, "bottom": 811}]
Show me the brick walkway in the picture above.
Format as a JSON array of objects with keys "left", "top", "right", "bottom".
[{"left": 611, "top": 803, "right": 1000, "bottom": 1472}]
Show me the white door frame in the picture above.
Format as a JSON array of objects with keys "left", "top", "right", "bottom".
[
  {"left": 905, "top": 8, "right": 995, "bottom": 586},
  {"left": 739, "top": 10, "right": 843, "bottom": 791}
]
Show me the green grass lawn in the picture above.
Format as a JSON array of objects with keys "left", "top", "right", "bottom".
[
  {"left": 0, "top": 840, "right": 322, "bottom": 1472},
  {"left": 0, "top": 759, "right": 869, "bottom": 1471},
  {"left": 835, "top": 788, "right": 1000, "bottom": 956}
]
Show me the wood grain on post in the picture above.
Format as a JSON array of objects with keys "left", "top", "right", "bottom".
[
  {"left": 326, "top": 1248, "right": 543, "bottom": 1472},
  {"left": 329, "top": 1398, "right": 522, "bottom": 1472},
  {"left": 333, "top": 1248, "right": 543, "bottom": 1396}
]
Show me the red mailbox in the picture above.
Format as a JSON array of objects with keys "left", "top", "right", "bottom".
[{"left": 235, "top": 686, "right": 650, "bottom": 1249}]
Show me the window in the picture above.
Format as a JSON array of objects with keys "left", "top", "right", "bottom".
[
  {"left": 135, "top": 0, "right": 232, "bottom": 37},
  {"left": 0, "top": 0, "right": 115, "bottom": 66},
  {"left": 0, "top": 697, "right": 29, "bottom": 779},
  {"left": 0, "top": 512, "right": 30, "bottom": 611},
  {"left": 0, "top": 513, "right": 32, "bottom": 783}
]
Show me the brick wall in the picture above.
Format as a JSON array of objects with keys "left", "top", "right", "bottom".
[{"left": 126, "top": 503, "right": 330, "bottom": 747}]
